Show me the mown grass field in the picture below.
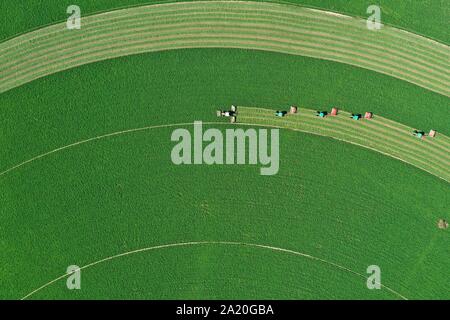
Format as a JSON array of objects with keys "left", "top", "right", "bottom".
[
  {"left": 1, "top": 0, "right": 449, "bottom": 43},
  {"left": 0, "top": 1, "right": 449, "bottom": 300},
  {"left": 237, "top": 107, "right": 450, "bottom": 182},
  {"left": 2, "top": 1, "right": 449, "bottom": 95}
]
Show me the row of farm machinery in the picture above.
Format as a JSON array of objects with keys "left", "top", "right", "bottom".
[{"left": 217, "top": 105, "right": 437, "bottom": 139}]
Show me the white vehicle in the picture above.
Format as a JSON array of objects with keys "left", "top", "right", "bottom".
[
  {"left": 216, "top": 105, "right": 237, "bottom": 123},
  {"left": 216, "top": 105, "right": 237, "bottom": 117}
]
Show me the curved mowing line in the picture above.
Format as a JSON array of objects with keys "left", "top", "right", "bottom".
[
  {"left": 240, "top": 115, "right": 450, "bottom": 176},
  {"left": 0, "top": 122, "right": 219, "bottom": 177},
  {"left": 1, "top": 23, "right": 447, "bottom": 94},
  {"left": 3, "top": 17, "right": 447, "bottom": 79},
  {"left": 2, "top": 9, "right": 447, "bottom": 74},
  {"left": 20, "top": 241, "right": 408, "bottom": 300},
  {"left": 2, "top": 24, "right": 447, "bottom": 88},
  {"left": 240, "top": 111, "right": 450, "bottom": 168},
  {"left": 240, "top": 121, "right": 450, "bottom": 183},
  {"left": 1, "top": 110, "right": 449, "bottom": 182},
  {"left": 241, "top": 106, "right": 450, "bottom": 158},
  {"left": 265, "top": 108, "right": 450, "bottom": 161},
  {"left": 237, "top": 107, "right": 450, "bottom": 182},
  {"left": 0, "top": 1, "right": 448, "bottom": 96},
  {"left": 4, "top": 37, "right": 447, "bottom": 97},
  {"left": 2, "top": 1, "right": 448, "bottom": 59}
]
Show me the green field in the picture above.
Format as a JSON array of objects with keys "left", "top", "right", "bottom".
[
  {"left": 237, "top": 107, "right": 450, "bottom": 182},
  {"left": 2, "top": 1, "right": 449, "bottom": 95},
  {"left": 0, "top": 0, "right": 449, "bottom": 300},
  {"left": 1, "top": 0, "right": 449, "bottom": 43},
  {"left": 3, "top": 126, "right": 449, "bottom": 299}
]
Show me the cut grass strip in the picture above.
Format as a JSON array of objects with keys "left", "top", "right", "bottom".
[
  {"left": 240, "top": 115, "right": 450, "bottom": 178},
  {"left": 2, "top": 1, "right": 448, "bottom": 58},
  {"left": 236, "top": 106, "right": 450, "bottom": 182},
  {"left": 0, "top": 1, "right": 448, "bottom": 95},
  {"left": 2, "top": 20, "right": 447, "bottom": 83},
  {"left": 1, "top": 7, "right": 447, "bottom": 70},
  {"left": 2, "top": 27, "right": 448, "bottom": 92},
  {"left": 241, "top": 108, "right": 450, "bottom": 166},
  {"left": 2, "top": 35, "right": 448, "bottom": 96},
  {"left": 0, "top": 7, "right": 445, "bottom": 81}
]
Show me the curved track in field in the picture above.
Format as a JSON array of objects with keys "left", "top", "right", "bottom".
[
  {"left": 1, "top": 1, "right": 449, "bottom": 96},
  {"left": 237, "top": 107, "right": 450, "bottom": 183},
  {"left": 21, "top": 241, "right": 408, "bottom": 300},
  {"left": 1, "top": 108, "right": 448, "bottom": 183}
]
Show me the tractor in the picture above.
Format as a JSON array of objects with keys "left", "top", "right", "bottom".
[
  {"left": 275, "top": 110, "right": 287, "bottom": 117},
  {"left": 316, "top": 111, "right": 328, "bottom": 118},
  {"left": 413, "top": 130, "right": 425, "bottom": 139},
  {"left": 217, "top": 105, "right": 237, "bottom": 123}
]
